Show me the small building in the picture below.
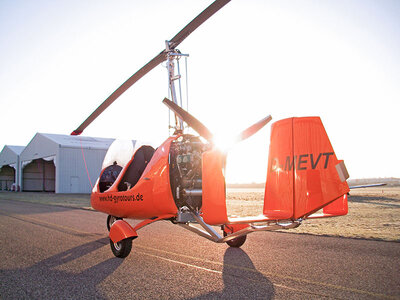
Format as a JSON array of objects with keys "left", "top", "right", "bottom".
[
  {"left": 19, "top": 133, "right": 115, "bottom": 193},
  {"left": 0, "top": 145, "right": 24, "bottom": 190}
]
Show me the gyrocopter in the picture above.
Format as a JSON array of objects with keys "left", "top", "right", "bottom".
[{"left": 71, "top": 0, "right": 350, "bottom": 258}]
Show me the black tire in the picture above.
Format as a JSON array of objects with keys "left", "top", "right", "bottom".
[
  {"left": 223, "top": 231, "right": 247, "bottom": 248},
  {"left": 110, "top": 238, "right": 132, "bottom": 258},
  {"left": 107, "top": 215, "right": 121, "bottom": 231}
]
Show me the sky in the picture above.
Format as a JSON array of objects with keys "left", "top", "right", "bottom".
[{"left": 0, "top": 0, "right": 399, "bottom": 183}]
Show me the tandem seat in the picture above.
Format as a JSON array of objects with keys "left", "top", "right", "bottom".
[{"left": 118, "top": 145, "right": 155, "bottom": 191}]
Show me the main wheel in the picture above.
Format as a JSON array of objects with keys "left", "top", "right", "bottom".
[
  {"left": 110, "top": 238, "right": 132, "bottom": 258},
  {"left": 107, "top": 215, "right": 121, "bottom": 231},
  {"left": 223, "top": 231, "right": 247, "bottom": 248}
]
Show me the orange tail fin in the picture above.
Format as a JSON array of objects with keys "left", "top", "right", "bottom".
[{"left": 264, "top": 117, "right": 349, "bottom": 220}]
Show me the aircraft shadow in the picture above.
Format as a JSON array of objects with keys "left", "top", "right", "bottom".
[
  {"left": 349, "top": 195, "right": 400, "bottom": 208},
  {"left": 0, "top": 238, "right": 121, "bottom": 299},
  {"left": 190, "top": 247, "right": 275, "bottom": 299}
]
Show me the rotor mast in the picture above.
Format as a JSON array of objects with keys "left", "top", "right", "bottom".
[{"left": 165, "top": 40, "right": 188, "bottom": 133}]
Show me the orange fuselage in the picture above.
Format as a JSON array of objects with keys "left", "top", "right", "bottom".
[{"left": 91, "top": 136, "right": 178, "bottom": 219}]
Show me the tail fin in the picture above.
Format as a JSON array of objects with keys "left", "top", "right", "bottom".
[{"left": 264, "top": 117, "right": 349, "bottom": 220}]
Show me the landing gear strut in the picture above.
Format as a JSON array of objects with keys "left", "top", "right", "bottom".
[{"left": 107, "top": 215, "right": 121, "bottom": 231}]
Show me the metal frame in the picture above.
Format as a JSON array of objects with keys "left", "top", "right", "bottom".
[
  {"left": 165, "top": 41, "right": 189, "bottom": 132},
  {"left": 178, "top": 210, "right": 302, "bottom": 243}
]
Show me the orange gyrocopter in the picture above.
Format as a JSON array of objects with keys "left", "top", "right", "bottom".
[{"left": 71, "top": 0, "right": 350, "bottom": 258}]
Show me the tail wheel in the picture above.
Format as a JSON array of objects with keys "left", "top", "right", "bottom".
[
  {"left": 107, "top": 215, "right": 121, "bottom": 231},
  {"left": 223, "top": 231, "right": 247, "bottom": 248},
  {"left": 110, "top": 238, "right": 132, "bottom": 258}
]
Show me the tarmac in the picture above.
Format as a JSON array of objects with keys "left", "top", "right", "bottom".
[{"left": 1, "top": 198, "right": 399, "bottom": 299}]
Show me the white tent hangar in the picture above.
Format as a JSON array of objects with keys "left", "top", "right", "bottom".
[
  {"left": 0, "top": 145, "right": 24, "bottom": 190},
  {"left": 19, "top": 133, "right": 115, "bottom": 193}
]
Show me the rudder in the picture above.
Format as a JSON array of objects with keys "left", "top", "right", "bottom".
[{"left": 264, "top": 117, "right": 349, "bottom": 220}]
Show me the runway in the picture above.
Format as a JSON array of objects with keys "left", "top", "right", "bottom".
[{"left": 1, "top": 199, "right": 399, "bottom": 299}]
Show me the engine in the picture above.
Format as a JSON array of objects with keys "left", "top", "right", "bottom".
[{"left": 169, "top": 134, "right": 209, "bottom": 211}]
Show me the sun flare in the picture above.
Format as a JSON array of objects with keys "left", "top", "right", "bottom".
[{"left": 212, "top": 132, "right": 238, "bottom": 153}]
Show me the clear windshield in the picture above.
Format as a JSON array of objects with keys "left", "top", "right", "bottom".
[{"left": 102, "top": 140, "right": 137, "bottom": 169}]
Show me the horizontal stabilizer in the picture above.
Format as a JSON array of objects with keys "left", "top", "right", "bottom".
[{"left": 350, "top": 183, "right": 387, "bottom": 189}]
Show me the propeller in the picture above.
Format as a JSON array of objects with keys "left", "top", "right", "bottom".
[
  {"left": 162, "top": 98, "right": 272, "bottom": 146},
  {"left": 162, "top": 98, "right": 213, "bottom": 142},
  {"left": 71, "top": 0, "right": 231, "bottom": 136},
  {"left": 236, "top": 115, "right": 272, "bottom": 142}
]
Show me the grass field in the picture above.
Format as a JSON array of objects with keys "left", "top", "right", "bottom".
[
  {"left": 227, "top": 187, "right": 400, "bottom": 242},
  {"left": 1, "top": 187, "right": 399, "bottom": 242}
]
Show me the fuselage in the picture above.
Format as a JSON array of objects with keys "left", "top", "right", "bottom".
[{"left": 91, "top": 134, "right": 207, "bottom": 219}]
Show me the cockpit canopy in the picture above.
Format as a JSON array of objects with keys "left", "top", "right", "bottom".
[
  {"left": 99, "top": 139, "right": 156, "bottom": 192},
  {"left": 102, "top": 139, "right": 137, "bottom": 169}
]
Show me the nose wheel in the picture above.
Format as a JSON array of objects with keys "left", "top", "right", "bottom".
[
  {"left": 110, "top": 238, "right": 133, "bottom": 258},
  {"left": 107, "top": 215, "right": 133, "bottom": 258}
]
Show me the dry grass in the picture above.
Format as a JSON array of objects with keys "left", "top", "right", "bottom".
[{"left": 227, "top": 187, "right": 400, "bottom": 242}]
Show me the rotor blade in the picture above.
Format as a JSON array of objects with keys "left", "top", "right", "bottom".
[
  {"left": 71, "top": 0, "right": 230, "bottom": 136},
  {"left": 169, "top": 0, "right": 231, "bottom": 49},
  {"left": 71, "top": 51, "right": 166, "bottom": 135},
  {"left": 237, "top": 115, "right": 272, "bottom": 142},
  {"left": 162, "top": 98, "right": 213, "bottom": 142}
]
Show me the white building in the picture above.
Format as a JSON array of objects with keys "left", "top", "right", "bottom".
[
  {"left": 0, "top": 145, "right": 24, "bottom": 190},
  {"left": 19, "top": 133, "right": 114, "bottom": 193}
]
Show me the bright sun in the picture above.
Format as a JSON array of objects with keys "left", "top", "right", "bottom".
[{"left": 212, "top": 132, "right": 238, "bottom": 153}]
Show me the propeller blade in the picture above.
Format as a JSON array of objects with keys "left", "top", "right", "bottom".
[
  {"left": 162, "top": 98, "right": 213, "bottom": 142},
  {"left": 169, "top": 0, "right": 231, "bottom": 49},
  {"left": 71, "top": 51, "right": 166, "bottom": 135},
  {"left": 237, "top": 115, "right": 272, "bottom": 142},
  {"left": 163, "top": 98, "right": 271, "bottom": 149}
]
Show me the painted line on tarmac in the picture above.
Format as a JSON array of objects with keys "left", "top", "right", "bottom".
[
  {"left": 136, "top": 244, "right": 397, "bottom": 300},
  {"left": 137, "top": 250, "right": 341, "bottom": 299}
]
